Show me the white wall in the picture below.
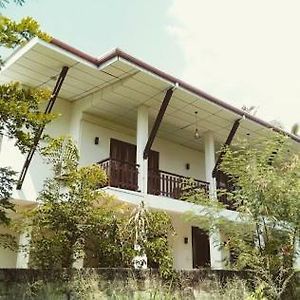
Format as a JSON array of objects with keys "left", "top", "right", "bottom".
[
  {"left": 169, "top": 212, "right": 229, "bottom": 271},
  {"left": 170, "top": 213, "right": 193, "bottom": 270},
  {"left": 79, "top": 117, "right": 136, "bottom": 166},
  {"left": 0, "top": 95, "right": 206, "bottom": 204},
  {"left": 0, "top": 227, "right": 18, "bottom": 268},
  {"left": 79, "top": 115, "right": 206, "bottom": 181},
  {"left": 0, "top": 98, "right": 72, "bottom": 202},
  {"left": 153, "top": 139, "right": 205, "bottom": 180}
]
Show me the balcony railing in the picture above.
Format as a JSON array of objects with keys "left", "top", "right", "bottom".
[
  {"left": 98, "top": 158, "right": 209, "bottom": 200},
  {"left": 98, "top": 158, "right": 139, "bottom": 191},
  {"left": 148, "top": 169, "right": 209, "bottom": 199}
]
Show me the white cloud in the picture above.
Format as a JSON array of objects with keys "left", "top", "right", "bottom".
[{"left": 168, "top": 0, "right": 300, "bottom": 130}]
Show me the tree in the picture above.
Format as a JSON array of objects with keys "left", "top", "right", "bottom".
[
  {"left": 0, "top": 7, "right": 52, "bottom": 232},
  {"left": 0, "top": 0, "right": 25, "bottom": 7},
  {"left": 25, "top": 137, "right": 107, "bottom": 268},
  {"left": 185, "top": 133, "right": 300, "bottom": 299},
  {"left": 26, "top": 137, "right": 174, "bottom": 276}
]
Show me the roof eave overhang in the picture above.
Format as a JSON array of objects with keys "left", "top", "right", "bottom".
[{"left": 3, "top": 37, "right": 299, "bottom": 144}]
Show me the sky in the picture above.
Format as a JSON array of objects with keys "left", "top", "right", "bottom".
[{"left": 2, "top": 0, "right": 299, "bottom": 131}]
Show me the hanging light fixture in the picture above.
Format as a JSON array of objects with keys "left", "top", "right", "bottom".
[{"left": 194, "top": 111, "right": 200, "bottom": 139}]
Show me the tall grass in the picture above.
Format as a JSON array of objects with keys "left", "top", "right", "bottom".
[{"left": 1, "top": 270, "right": 255, "bottom": 300}]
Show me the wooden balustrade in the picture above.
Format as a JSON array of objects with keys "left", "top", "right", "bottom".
[
  {"left": 98, "top": 158, "right": 209, "bottom": 199},
  {"left": 98, "top": 158, "right": 139, "bottom": 191},
  {"left": 148, "top": 169, "right": 209, "bottom": 199}
]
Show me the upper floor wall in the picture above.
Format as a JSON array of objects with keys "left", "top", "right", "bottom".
[
  {"left": 80, "top": 114, "right": 206, "bottom": 181},
  {"left": 1, "top": 96, "right": 208, "bottom": 202},
  {"left": 2, "top": 38, "right": 300, "bottom": 205},
  {"left": 0, "top": 97, "right": 72, "bottom": 201}
]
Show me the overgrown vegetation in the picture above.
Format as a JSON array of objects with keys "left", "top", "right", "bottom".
[
  {"left": 184, "top": 133, "right": 300, "bottom": 299},
  {"left": 0, "top": 269, "right": 258, "bottom": 300},
  {"left": 24, "top": 137, "right": 174, "bottom": 277},
  {"left": 0, "top": 1, "right": 52, "bottom": 245}
]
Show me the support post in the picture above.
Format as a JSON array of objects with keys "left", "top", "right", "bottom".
[
  {"left": 16, "top": 229, "right": 31, "bottom": 268},
  {"left": 143, "top": 88, "right": 173, "bottom": 159},
  {"left": 204, "top": 131, "right": 226, "bottom": 269},
  {"left": 212, "top": 119, "right": 241, "bottom": 177},
  {"left": 204, "top": 132, "right": 217, "bottom": 199},
  {"left": 69, "top": 103, "right": 83, "bottom": 148},
  {"left": 136, "top": 106, "right": 149, "bottom": 193},
  {"left": 16, "top": 66, "right": 69, "bottom": 190},
  {"left": 209, "top": 229, "right": 225, "bottom": 270}
]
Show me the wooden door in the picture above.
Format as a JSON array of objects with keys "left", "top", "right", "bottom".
[
  {"left": 110, "top": 139, "right": 136, "bottom": 164},
  {"left": 192, "top": 226, "right": 210, "bottom": 268},
  {"left": 110, "top": 139, "right": 137, "bottom": 190},
  {"left": 109, "top": 139, "right": 160, "bottom": 193},
  {"left": 148, "top": 150, "right": 160, "bottom": 195}
]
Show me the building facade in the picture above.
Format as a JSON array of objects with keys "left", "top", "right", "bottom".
[{"left": 0, "top": 38, "right": 299, "bottom": 270}]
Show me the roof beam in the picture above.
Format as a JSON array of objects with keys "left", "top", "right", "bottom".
[
  {"left": 16, "top": 66, "right": 69, "bottom": 190},
  {"left": 212, "top": 118, "right": 241, "bottom": 178},
  {"left": 143, "top": 87, "right": 174, "bottom": 159}
]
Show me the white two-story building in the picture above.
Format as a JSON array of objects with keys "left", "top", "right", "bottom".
[{"left": 0, "top": 38, "right": 299, "bottom": 270}]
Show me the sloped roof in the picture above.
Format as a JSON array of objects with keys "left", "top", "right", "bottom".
[
  {"left": 1, "top": 37, "right": 299, "bottom": 150},
  {"left": 50, "top": 38, "right": 300, "bottom": 144}
]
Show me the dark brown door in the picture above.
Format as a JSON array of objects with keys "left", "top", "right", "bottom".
[
  {"left": 109, "top": 139, "right": 160, "bottom": 193},
  {"left": 110, "top": 139, "right": 136, "bottom": 164},
  {"left": 192, "top": 226, "right": 210, "bottom": 268},
  {"left": 148, "top": 150, "right": 160, "bottom": 195},
  {"left": 110, "top": 139, "right": 137, "bottom": 190}
]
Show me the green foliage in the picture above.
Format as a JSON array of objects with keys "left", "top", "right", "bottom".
[
  {"left": 0, "top": 167, "right": 15, "bottom": 224},
  {"left": 138, "top": 209, "right": 174, "bottom": 277},
  {"left": 27, "top": 137, "right": 107, "bottom": 268},
  {"left": 0, "top": 6, "right": 53, "bottom": 232},
  {"left": 0, "top": 270, "right": 257, "bottom": 300},
  {"left": 0, "top": 10, "right": 53, "bottom": 151},
  {"left": 84, "top": 203, "right": 174, "bottom": 277},
  {"left": 0, "top": 15, "right": 51, "bottom": 56},
  {"left": 184, "top": 133, "right": 300, "bottom": 299},
  {"left": 0, "top": 167, "right": 17, "bottom": 250},
  {"left": 27, "top": 137, "right": 174, "bottom": 276},
  {"left": 0, "top": 0, "right": 25, "bottom": 8},
  {"left": 0, "top": 82, "right": 53, "bottom": 152},
  {"left": 0, "top": 12, "right": 53, "bottom": 151}
]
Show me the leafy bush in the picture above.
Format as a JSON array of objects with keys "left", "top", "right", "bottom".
[
  {"left": 26, "top": 137, "right": 174, "bottom": 276},
  {"left": 184, "top": 134, "right": 300, "bottom": 299}
]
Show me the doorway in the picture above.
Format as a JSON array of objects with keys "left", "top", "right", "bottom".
[
  {"left": 192, "top": 226, "right": 211, "bottom": 268},
  {"left": 147, "top": 149, "right": 160, "bottom": 195},
  {"left": 110, "top": 139, "right": 137, "bottom": 190},
  {"left": 109, "top": 139, "right": 159, "bottom": 192}
]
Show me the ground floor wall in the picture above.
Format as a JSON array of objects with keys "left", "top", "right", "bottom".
[
  {"left": 1, "top": 194, "right": 300, "bottom": 272},
  {"left": 169, "top": 213, "right": 227, "bottom": 271},
  {"left": 0, "top": 246, "right": 17, "bottom": 269},
  {"left": 0, "top": 227, "right": 19, "bottom": 268},
  {"left": 0, "top": 209, "right": 222, "bottom": 271},
  {"left": 170, "top": 213, "right": 193, "bottom": 270}
]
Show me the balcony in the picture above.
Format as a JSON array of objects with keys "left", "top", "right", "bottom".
[{"left": 98, "top": 158, "right": 209, "bottom": 200}]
